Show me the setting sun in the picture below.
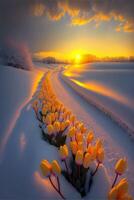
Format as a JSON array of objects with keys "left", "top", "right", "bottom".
[{"left": 75, "top": 54, "right": 82, "bottom": 63}]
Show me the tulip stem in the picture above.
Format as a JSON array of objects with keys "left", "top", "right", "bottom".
[
  {"left": 92, "top": 162, "right": 100, "bottom": 176},
  {"left": 77, "top": 165, "right": 81, "bottom": 179},
  {"left": 64, "top": 160, "right": 68, "bottom": 174},
  {"left": 57, "top": 176, "right": 61, "bottom": 191},
  {"left": 49, "top": 176, "right": 65, "bottom": 200},
  {"left": 111, "top": 172, "right": 119, "bottom": 188}
]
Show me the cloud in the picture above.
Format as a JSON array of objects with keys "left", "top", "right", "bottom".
[
  {"left": 0, "top": 0, "right": 134, "bottom": 48},
  {"left": 34, "top": 0, "right": 134, "bottom": 32}
]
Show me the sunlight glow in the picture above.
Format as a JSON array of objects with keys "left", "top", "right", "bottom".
[
  {"left": 71, "top": 79, "right": 132, "bottom": 107},
  {"left": 75, "top": 54, "right": 82, "bottom": 63}
]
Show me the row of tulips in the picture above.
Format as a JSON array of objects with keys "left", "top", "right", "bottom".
[
  {"left": 33, "top": 73, "right": 132, "bottom": 199},
  {"left": 32, "top": 72, "right": 75, "bottom": 147}
]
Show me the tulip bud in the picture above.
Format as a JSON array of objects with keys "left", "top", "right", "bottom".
[
  {"left": 70, "top": 141, "right": 78, "bottom": 155},
  {"left": 117, "top": 178, "right": 128, "bottom": 196},
  {"left": 59, "top": 145, "right": 68, "bottom": 160},
  {"left": 54, "top": 112, "right": 58, "bottom": 120},
  {"left": 51, "top": 113, "right": 55, "bottom": 122},
  {"left": 51, "top": 160, "right": 61, "bottom": 176},
  {"left": 60, "top": 122, "right": 66, "bottom": 131},
  {"left": 53, "top": 121, "right": 60, "bottom": 132},
  {"left": 40, "top": 160, "right": 52, "bottom": 177},
  {"left": 81, "top": 126, "right": 87, "bottom": 134},
  {"left": 83, "top": 153, "right": 91, "bottom": 168},
  {"left": 68, "top": 127, "right": 76, "bottom": 137},
  {"left": 87, "top": 132, "right": 94, "bottom": 145},
  {"left": 78, "top": 123, "right": 84, "bottom": 131},
  {"left": 75, "top": 150, "right": 83, "bottom": 165},
  {"left": 70, "top": 115, "right": 76, "bottom": 123},
  {"left": 115, "top": 158, "right": 127, "bottom": 175},
  {"left": 77, "top": 142, "right": 83, "bottom": 151},
  {"left": 118, "top": 193, "right": 132, "bottom": 200},
  {"left": 97, "top": 147, "right": 104, "bottom": 163},
  {"left": 87, "top": 146, "right": 97, "bottom": 160},
  {"left": 45, "top": 115, "right": 52, "bottom": 125},
  {"left": 42, "top": 107, "right": 47, "bottom": 115},
  {"left": 47, "top": 124, "right": 54, "bottom": 135},
  {"left": 76, "top": 133, "right": 83, "bottom": 142},
  {"left": 95, "top": 139, "right": 103, "bottom": 151},
  {"left": 108, "top": 186, "right": 118, "bottom": 200},
  {"left": 75, "top": 121, "right": 80, "bottom": 128},
  {"left": 65, "top": 120, "right": 70, "bottom": 127}
]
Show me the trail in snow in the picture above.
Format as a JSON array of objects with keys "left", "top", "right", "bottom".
[{"left": 50, "top": 70, "right": 134, "bottom": 196}]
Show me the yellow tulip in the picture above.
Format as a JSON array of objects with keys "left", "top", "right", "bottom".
[
  {"left": 77, "top": 142, "right": 83, "bottom": 151},
  {"left": 75, "top": 150, "right": 83, "bottom": 165},
  {"left": 108, "top": 186, "right": 118, "bottom": 200},
  {"left": 75, "top": 121, "right": 80, "bottom": 128},
  {"left": 53, "top": 121, "right": 60, "bottom": 132},
  {"left": 95, "top": 139, "right": 103, "bottom": 151},
  {"left": 83, "top": 152, "right": 91, "bottom": 168},
  {"left": 81, "top": 126, "right": 87, "bottom": 134},
  {"left": 40, "top": 160, "right": 51, "bottom": 177},
  {"left": 51, "top": 160, "right": 61, "bottom": 176},
  {"left": 60, "top": 122, "right": 66, "bottom": 131},
  {"left": 70, "top": 141, "right": 78, "bottom": 155},
  {"left": 47, "top": 124, "right": 54, "bottom": 135},
  {"left": 115, "top": 158, "right": 127, "bottom": 175},
  {"left": 78, "top": 123, "right": 84, "bottom": 131},
  {"left": 68, "top": 127, "right": 76, "bottom": 137},
  {"left": 97, "top": 147, "right": 104, "bottom": 163},
  {"left": 59, "top": 144, "right": 69, "bottom": 160},
  {"left": 87, "top": 145, "right": 97, "bottom": 160},
  {"left": 76, "top": 133, "right": 83, "bottom": 142},
  {"left": 45, "top": 115, "right": 52, "bottom": 125},
  {"left": 117, "top": 178, "right": 128, "bottom": 196},
  {"left": 87, "top": 132, "right": 94, "bottom": 145},
  {"left": 51, "top": 113, "right": 55, "bottom": 122},
  {"left": 42, "top": 107, "right": 47, "bottom": 115},
  {"left": 118, "top": 193, "right": 132, "bottom": 200},
  {"left": 70, "top": 115, "right": 76, "bottom": 123},
  {"left": 54, "top": 112, "right": 58, "bottom": 120},
  {"left": 64, "top": 120, "right": 70, "bottom": 127}
]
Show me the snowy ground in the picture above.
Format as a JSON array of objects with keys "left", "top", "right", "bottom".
[{"left": 0, "top": 63, "right": 134, "bottom": 199}]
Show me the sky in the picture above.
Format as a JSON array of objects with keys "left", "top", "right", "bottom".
[{"left": 0, "top": 0, "right": 134, "bottom": 60}]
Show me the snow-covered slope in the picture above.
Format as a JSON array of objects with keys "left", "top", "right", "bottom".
[{"left": 63, "top": 62, "right": 134, "bottom": 135}]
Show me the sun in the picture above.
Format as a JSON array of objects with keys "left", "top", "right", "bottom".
[{"left": 75, "top": 54, "right": 81, "bottom": 63}]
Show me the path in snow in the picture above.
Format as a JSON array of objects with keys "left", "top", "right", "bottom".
[{"left": 51, "top": 70, "right": 134, "bottom": 196}]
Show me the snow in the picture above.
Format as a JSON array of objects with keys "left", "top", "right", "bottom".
[
  {"left": 0, "top": 63, "right": 133, "bottom": 199},
  {"left": 63, "top": 62, "right": 134, "bottom": 135}
]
